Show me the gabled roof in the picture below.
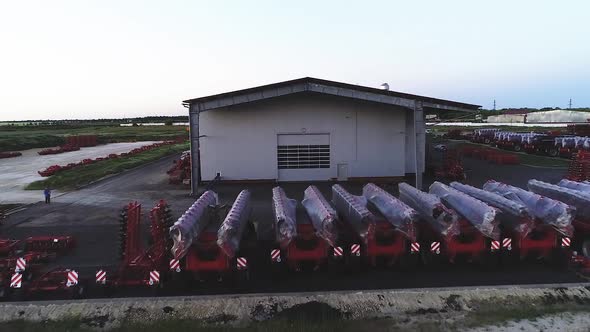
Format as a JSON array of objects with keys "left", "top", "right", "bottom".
[{"left": 183, "top": 77, "right": 481, "bottom": 112}]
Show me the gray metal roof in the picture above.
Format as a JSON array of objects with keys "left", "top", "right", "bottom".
[{"left": 183, "top": 77, "right": 481, "bottom": 112}]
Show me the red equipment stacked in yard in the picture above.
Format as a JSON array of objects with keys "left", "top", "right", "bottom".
[
  {"left": 38, "top": 135, "right": 98, "bottom": 155},
  {"left": 435, "top": 149, "right": 465, "bottom": 180},
  {"left": 565, "top": 150, "right": 590, "bottom": 182},
  {"left": 0, "top": 152, "right": 22, "bottom": 159},
  {"left": 167, "top": 151, "right": 191, "bottom": 185}
]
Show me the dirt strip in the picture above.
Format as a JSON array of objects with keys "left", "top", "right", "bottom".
[{"left": 0, "top": 284, "right": 589, "bottom": 329}]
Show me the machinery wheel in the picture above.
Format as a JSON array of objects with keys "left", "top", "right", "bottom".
[
  {"left": 399, "top": 253, "right": 421, "bottom": 270},
  {"left": 513, "top": 144, "right": 522, "bottom": 152},
  {"left": 582, "top": 240, "right": 590, "bottom": 258},
  {"left": 72, "top": 282, "right": 86, "bottom": 299},
  {"left": 551, "top": 248, "right": 568, "bottom": 270},
  {"left": 548, "top": 148, "right": 559, "bottom": 158}
]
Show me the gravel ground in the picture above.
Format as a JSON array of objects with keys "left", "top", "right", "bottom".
[{"left": 0, "top": 142, "right": 160, "bottom": 204}]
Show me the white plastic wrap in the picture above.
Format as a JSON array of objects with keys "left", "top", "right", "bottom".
[
  {"left": 362, "top": 183, "right": 417, "bottom": 241},
  {"left": 450, "top": 182, "right": 534, "bottom": 237},
  {"left": 272, "top": 186, "right": 297, "bottom": 248},
  {"left": 332, "top": 184, "right": 376, "bottom": 244},
  {"left": 483, "top": 180, "right": 574, "bottom": 237},
  {"left": 398, "top": 182, "right": 460, "bottom": 240},
  {"left": 528, "top": 179, "right": 590, "bottom": 218},
  {"left": 170, "top": 190, "right": 219, "bottom": 259},
  {"left": 558, "top": 179, "right": 590, "bottom": 193},
  {"left": 217, "top": 190, "right": 252, "bottom": 258},
  {"left": 301, "top": 186, "right": 339, "bottom": 246},
  {"left": 429, "top": 182, "right": 500, "bottom": 240}
]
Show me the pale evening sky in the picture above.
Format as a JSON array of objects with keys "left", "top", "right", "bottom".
[{"left": 0, "top": 1, "right": 589, "bottom": 121}]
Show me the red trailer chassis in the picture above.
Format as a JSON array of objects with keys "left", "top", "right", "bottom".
[
  {"left": 335, "top": 212, "right": 419, "bottom": 268},
  {"left": 419, "top": 219, "right": 493, "bottom": 264},
  {"left": 179, "top": 230, "right": 249, "bottom": 283},
  {"left": 273, "top": 223, "right": 329, "bottom": 272},
  {"left": 499, "top": 220, "right": 567, "bottom": 262}
]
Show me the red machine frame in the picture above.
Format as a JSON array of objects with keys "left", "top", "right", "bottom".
[
  {"left": 419, "top": 219, "right": 493, "bottom": 264},
  {"left": 273, "top": 223, "right": 329, "bottom": 272},
  {"left": 97, "top": 201, "right": 171, "bottom": 289},
  {"left": 500, "top": 220, "right": 567, "bottom": 262}
]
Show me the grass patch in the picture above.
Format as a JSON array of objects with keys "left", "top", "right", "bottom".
[
  {"left": 25, "top": 142, "right": 189, "bottom": 190},
  {"left": 461, "top": 302, "right": 590, "bottom": 329},
  {"left": 0, "top": 126, "right": 188, "bottom": 152},
  {"left": 0, "top": 317, "right": 394, "bottom": 332},
  {"left": 456, "top": 141, "right": 569, "bottom": 168}
]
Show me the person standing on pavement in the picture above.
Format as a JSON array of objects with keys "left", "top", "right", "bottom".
[{"left": 44, "top": 187, "right": 52, "bottom": 204}]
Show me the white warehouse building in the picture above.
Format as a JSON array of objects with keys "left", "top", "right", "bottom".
[{"left": 183, "top": 78, "right": 479, "bottom": 194}]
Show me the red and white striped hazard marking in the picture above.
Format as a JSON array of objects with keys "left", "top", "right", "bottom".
[
  {"left": 430, "top": 242, "right": 441, "bottom": 254},
  {"left": 66, "top": 270, "right": 78, "bottom": 287},
  {"left": 271, "top": 249, "right": 281, "bottom": 263},
  {"left": 502, "top": 238, "right": 512, "bottom": 250},
  {"left": 350, "top": 244, "right": 361, "bottom": 256},
  {"left": 15, "top": 257, "right": 26, "bottom": 272},
  {"left": 149, "top": 270, "right": 160, "bottom": 285},
  {"left": 333, "top": 246, "right": 344, "bottom": 257},
  {"left": 561, "top": 237, "right": 571, "bottom": 247},
  {"left": 169, "top": 259, "right": 181, "bottom": 272},
  {"left": 491, "top": 240, "right": 500, "bottom": 251},
  {"left": 237, "top": 257, "right": 248, "bottom": 269},
  {"left": 10, "top": 273, "right": 22, "bottom": 288},
  {"left": 410, "top": 242, "right": 420, "bottom": 253},
  {"left": 95, "top": 270, "right": 107, "bottom": 284}
]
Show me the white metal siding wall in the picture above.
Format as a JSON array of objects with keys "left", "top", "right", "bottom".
[{"left": 199, "top": 94, "right": 410, "bottom": 181}]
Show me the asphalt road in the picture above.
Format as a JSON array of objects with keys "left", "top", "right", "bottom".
[{"left": 0, "top": 150, "right": 584, "bottom": 300}]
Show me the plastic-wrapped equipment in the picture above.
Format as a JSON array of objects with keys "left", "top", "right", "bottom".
[
  {"left": 362, "top": 183, "right": 417, "bottom": 241},
  {"left": 398, "top": 182, "right": 460, "bottom": 239},
  {"left": 483, "top": 180, "right": 574, "bottom": 237},
  {"left": 170, "top": 190, "right": 219, "bottom": 259},
  {"left": 217, "top": 190, "right": 252, "bottom": 258},
  {"left": 272, "top": 186, "right": 297, "bottom": 247},
  {"left": 558, "top": 179, "right": 590, "bottom": 194},
  {"left": 429, "top": 182, "right": 500, "bottom": 240},
  {"left": 450, "top": 182, "right": 534, "bottom": 237},
  {"left": 331, "top": 184, "right": 376, "bottom": 244},
  {"left": 301, "top": 186, "right": 339, "bottom": 246},
  {"left": 528, "top": 179, "right": 590, "bottom": 218}
]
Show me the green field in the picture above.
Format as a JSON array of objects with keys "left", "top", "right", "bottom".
[
  {"left": 26, "top": 142, "right": 189, "bottom": 190},
  {"left": 0, "top": 125, "right": 188, "bottom": 152}
]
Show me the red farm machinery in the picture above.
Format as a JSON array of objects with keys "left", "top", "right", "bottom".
[
  {"left": 269, "top": 186, "right": 330, "bottom": 272},
  {"left": 0, "top": 235, "right": 76, "bottom": 300},
  {"left": 168, "top": 190, "right": 255, "bottom": 286},
  {"left": 94, "top": 200, "right": 174, "bottom": 292}
]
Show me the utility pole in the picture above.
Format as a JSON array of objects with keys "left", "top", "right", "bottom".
[
  {"left": 493, "top": 99, "right": 496, "bottom": 111},
  {"left": 569, "top": 98, "right": 572, "bottom": 109}
]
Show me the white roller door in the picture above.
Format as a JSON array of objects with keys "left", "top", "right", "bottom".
[{"left": 277, "top": 134, "right": 331, "bottom": 181}]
